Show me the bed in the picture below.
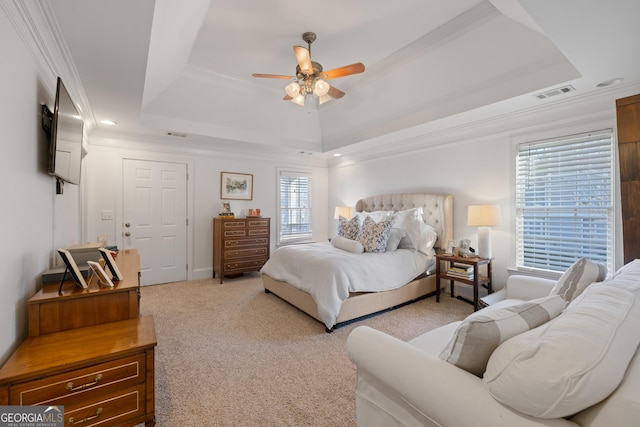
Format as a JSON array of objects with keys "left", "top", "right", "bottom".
[{"left": 261, "top": 192, "right": 453, "bottom": 332}]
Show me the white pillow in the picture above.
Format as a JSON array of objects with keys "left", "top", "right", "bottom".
[
  {"left": 440, "top": 295, "right": 565, "bottom": 377},
  {"left": 484, "top": 285, "right": 640, "bottom": 418},
  {"left": 354, "top": 210, "right": 393, "bottom": 227},
  {"left": 385, "top": 228, "right": 405, "bottom": 252},
  {"left": 331, "top": 235, "right": 364, "bottom": 253},
  {"left": 549, "top": 258, "right": 606, "bottom": 303},
  {"left": 392, "top": 208, "right": 424, "bottom": 250},
  {"left": 414, "top": 222, "right": 438, "bottom": 255}
]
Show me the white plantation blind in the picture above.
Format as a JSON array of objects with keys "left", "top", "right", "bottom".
[
  {"left": 278, "top": 170, "right": 312, "bottom": 244},
  {"left": 515, "top": 130, "right": 614, "bottom": 274}
]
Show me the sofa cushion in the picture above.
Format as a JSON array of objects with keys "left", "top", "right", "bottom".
[
  {"left": 570, "top": 346, "right": 640, "bottom": 427},
  {"left": 484, "top": 284, "right": 640, "bottom": 418},
  {"left": 439, "top": 295, "right": 565, "bottom": 377},
  {"left": 549, "top": 258, "right": 606, "bottom": 302}
]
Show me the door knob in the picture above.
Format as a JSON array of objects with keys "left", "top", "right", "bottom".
[
  {"left": 125, "top": 223, "right": 130, "bottom": 228},
  {"left": 125, "top": 232, "right": 131, "bottom": 237}
]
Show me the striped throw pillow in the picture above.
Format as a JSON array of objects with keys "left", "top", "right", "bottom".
[
  {"left": 550, "top": 258, "right": 606, "bottom": 303},
  {"left": 440, "top": 295, "right": 565, "bottom": 377}
]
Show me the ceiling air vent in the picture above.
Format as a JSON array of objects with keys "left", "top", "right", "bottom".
[
  {"left": 534, "top": 85, "right": 575, "bottom": 100},
  {"left": 167, "top": 132, "right": 187, "bottom": 137}
]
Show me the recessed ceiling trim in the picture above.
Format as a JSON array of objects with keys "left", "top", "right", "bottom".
[{"left": 339, "top": 1, "right": 500, "bottom": 92}]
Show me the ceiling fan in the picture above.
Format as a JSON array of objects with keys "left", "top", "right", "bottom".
[{"left": 252, "top": 32, "right": 365, "bottom": 107}]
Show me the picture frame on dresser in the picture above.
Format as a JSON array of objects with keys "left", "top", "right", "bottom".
[
  {"left": 99, "top": 247, "right": 124, "bottom": 280},
  {"left": 56, "top": 248, "right": 87, "bottom": 290},
  {"left": 88, "top": 260, "right": 115, "bottom": 287},
  {"left": 221, "top": 171, "right": 253, "bottom": 200}
]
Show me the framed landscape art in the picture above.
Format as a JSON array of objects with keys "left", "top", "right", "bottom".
[{"left": 221, "top": 172, "right": 253, "bottom": 200}]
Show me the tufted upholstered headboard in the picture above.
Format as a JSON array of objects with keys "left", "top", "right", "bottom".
[{"left": 355, "top": 193, "right": 453, "bottom": 250}]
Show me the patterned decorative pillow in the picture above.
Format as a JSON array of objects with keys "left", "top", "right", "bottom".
[
  {"left": 440, "top": 295, "right": 565, "bottom": 377},
  {"left": 550, "top": 258, "right": 607, "bottom": 303},
  {"left": 358, "top": 216, "right": 393, "bottom": 253},
  {"left": 337, "top": 216, "right": 359, "bottom": 240}
]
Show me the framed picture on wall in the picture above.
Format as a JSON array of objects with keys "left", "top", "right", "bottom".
[{"left": 221, "top": 172, "right": 253, "bottom": 200}]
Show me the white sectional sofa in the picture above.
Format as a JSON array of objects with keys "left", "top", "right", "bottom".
[{"left": 346, "top": 259, "right": 640, "bottom": 427}]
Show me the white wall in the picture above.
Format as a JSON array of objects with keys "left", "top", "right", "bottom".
[
  {"left": 329, "top": 107, "right": 626, "bottom": 294},
  {"left": 83, "top": 137, "right": 329, "bottom": 281},
  {"left": 0, "top": 8, "right": 81, "bottom": 364}
]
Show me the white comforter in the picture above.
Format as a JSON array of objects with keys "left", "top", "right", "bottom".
[{"left": 260, "top": 242, "right": 432, "bottom": 329}]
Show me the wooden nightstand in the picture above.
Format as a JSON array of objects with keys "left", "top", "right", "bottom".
[{"left": 435, "top": 254, "right": 493, "bottom": 311}]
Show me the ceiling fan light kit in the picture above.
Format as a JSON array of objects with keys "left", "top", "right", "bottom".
[{"left": 252, "top": 32, "right": 365, "bottom": 108}]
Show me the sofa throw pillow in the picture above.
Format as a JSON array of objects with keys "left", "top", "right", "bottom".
[
  {"left": 331, "top": 235, "right": 364, "bottom": 253},
  {"left": 484, "top": 285, "right": 640, "bottom": 418},
  {"left": 358, "top": 216, "right": 393, "bottom": 253},
  {"left": 439, "top": 294, "right": 565, "bottom": 377},
  {"left": 337, "top": 215, "right": 359, "bottom": 240},
  {"left": 549, "top": 258, "right": 606, "bottom": 303}
]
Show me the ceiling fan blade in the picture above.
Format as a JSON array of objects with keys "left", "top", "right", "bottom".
[
  {"left": 328, "top": 86, "right": 345, "bottom": 99},
  {"left": 322, "top": 62, "right": 365, "bottom": 80},
  {"left": 252, "top": 73, "right": 293, "bottom": 79},
  {"left": 293, "top": 46, "right": 313, "bottom": 75}
]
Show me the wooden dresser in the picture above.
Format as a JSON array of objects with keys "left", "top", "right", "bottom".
[
  {"left": 0, "top": 249, "right": 156, "bottom": 426},
  {"left": 28, "top": 249, "right": 141, "bottom": 337},
  {"left": 213, "top": 217, "right": 270, "bottom": 283}
]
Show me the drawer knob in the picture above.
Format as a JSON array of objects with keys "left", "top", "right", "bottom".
[
  {"left": 66, "top": 373, "right": 103, "bottom": 392},
  {"left": 69, "top": 407, "right": 103, "bottom": 425}
]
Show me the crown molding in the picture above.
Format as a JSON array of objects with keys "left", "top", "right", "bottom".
[
  {"left": 329, "top": 80, "right": 639, "bottom": 167},
  {"left": 2, "top": 0, "right": 95, "bottom": 131}
]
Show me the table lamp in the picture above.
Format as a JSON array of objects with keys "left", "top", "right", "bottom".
[
  {"left": 467, "top": 204, "right": 502, "bottom": 259},
  {"left": 333, "top": 206, "right": 353, "bottom": 219}
]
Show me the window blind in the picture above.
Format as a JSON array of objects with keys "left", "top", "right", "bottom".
[
  {"left": 278, "top": 171, "right": 312, "bottom": 244},
  {"left": 515, "top": 130, "right": 614, "bottom": 274}
]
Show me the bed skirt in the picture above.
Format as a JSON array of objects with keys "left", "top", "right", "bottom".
[{"left": 262, "top": 273, "right": 439, "bottom": 331}]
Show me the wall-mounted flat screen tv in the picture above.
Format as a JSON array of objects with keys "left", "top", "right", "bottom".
[{"left": 48, "top": 77, "right": 83, "bottom": 185}]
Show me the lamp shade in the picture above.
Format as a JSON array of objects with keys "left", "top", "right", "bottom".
[
  {"left": 467, "top": 204, "right": 502, "bottom": 227},
  {"left": 334, "top": 206, "right": 352, "bottom": 219}
]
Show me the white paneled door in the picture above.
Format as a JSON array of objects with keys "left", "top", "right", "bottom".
[{"left": 123, "top": 159, "right": 187, "bottom": 285}]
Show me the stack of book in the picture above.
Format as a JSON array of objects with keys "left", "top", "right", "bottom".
[{"left": 447, "top": 263, "right": 474, "bottom": 280}]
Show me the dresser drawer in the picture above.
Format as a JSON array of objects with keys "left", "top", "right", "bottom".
[
  {"left": 64, "top": 384, "right": 145, "bottom": 426},
  {"left": 248, "top": 228, "right": 269, "bottom": 236},
  {"left": 223, "top": 229, "right": 247, "bottom": 237},
  {"left": 247, "top": 219, "right": 269, "bottom": 228},
  {"left": 224, "top": 258, "right": 268, "bottom": 273},
  {"left": 9, "top": 353, "right": 145, "bottom": 406},
  {"left": 222, "top": 220, "right": 248, "bottom": 229},
  {"left": 223, "top": 247, "right": 268, "bottom": 260},
  {"left": 224, "top": 237, "right": 268, "bottom": 248}
]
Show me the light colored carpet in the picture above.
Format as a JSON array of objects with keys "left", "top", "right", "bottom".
[{"left": 140, "top": 272, "right": 473, "bottom": 426}]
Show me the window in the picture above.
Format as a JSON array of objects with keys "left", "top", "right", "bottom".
[
  {"left": 515, "top": 130, "right": 614, "bottom": 274},
  {"left": 277, "top": 170, "right": 312, "bottom": 245}
]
